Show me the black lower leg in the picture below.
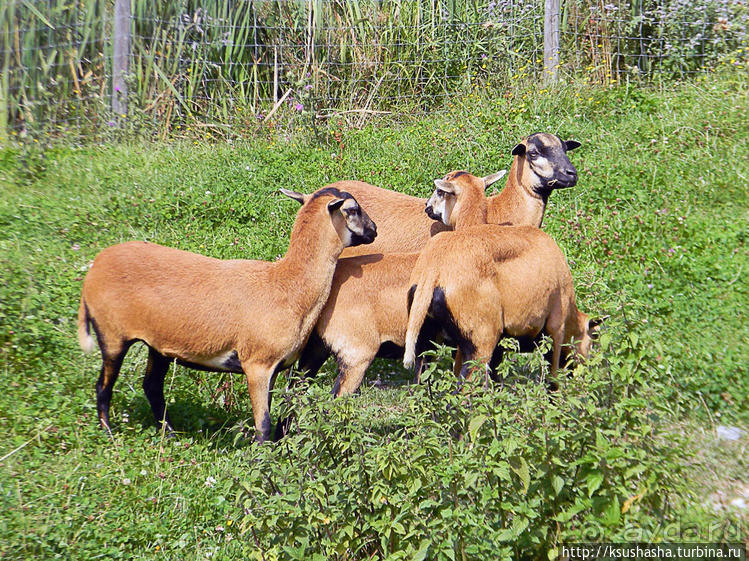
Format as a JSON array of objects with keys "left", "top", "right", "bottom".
[
  {"left": 488, "top": 345, "right": 505, "bottom": 383},
  {"left": 96, "top": 352, "right": 126, "bottom": 433},
  {"left": 413, "top": 319, "right": 440, "bottom": 384},
  {"left": 143, "top": 348, "right": 174, "bottom": 432},
  {"left": 458, "top": 343, "right": 476, "bottom": 379}
]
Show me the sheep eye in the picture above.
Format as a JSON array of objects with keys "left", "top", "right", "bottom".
[
  {"left": 436, "top": 189, "right": 445, "bottom": 197},
  {"left": 527, "top": 152, "right": 538, "bottom": 160}
]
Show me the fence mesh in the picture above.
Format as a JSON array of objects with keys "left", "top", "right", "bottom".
[
  {"left": 2, "top": 0, "right": 747, "bottom": 139},
  {"left": 562, "top": 0, "right": 748, "bottom": 83}
]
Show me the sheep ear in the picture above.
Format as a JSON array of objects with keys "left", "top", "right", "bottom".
[
  {"left": 279, "top": 188, "right": 306, "bottom": 205},
  {"left": 482, "top": 170, "right": 507, "bottom": 190},
  {"left": 433, "top": 179, "right": 455, "bottom": 193},
  {"left": 511, "top": 143, "right": 526, "bottom": 156},
  {"left": 588, "top": 315, "right": 608, "bottom": 336},
  {"left": 565, "top": 140, "right": 582, "bottom": 151},
  {"left": 327, "top": 198, "right": 345, "bottom": 214}
]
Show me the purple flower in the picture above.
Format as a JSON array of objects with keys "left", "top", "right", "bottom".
[
  {"left": 108, "top": 120, "right": 116, "bottom": 127},
  {"left": 305, "top": 84, "right": 313, "bottom": 90},
  {"left": 294, "top": 103, "right": 303, "bottom": 111}
]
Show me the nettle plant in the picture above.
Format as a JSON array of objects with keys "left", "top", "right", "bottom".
[
  {"left": 649, "top": 0, "right": 749, "bottom": 72},
  {"left": 232, "top": 315, "right": 683, "bottom": 561}
]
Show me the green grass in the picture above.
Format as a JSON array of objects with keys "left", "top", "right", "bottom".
[{"left": 1, "top": 71, "right": 747, "bottom": 559}]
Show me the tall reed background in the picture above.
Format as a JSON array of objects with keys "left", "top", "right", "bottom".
[{"left": 2, "top": 0, "right": 747, "bottom": 139}]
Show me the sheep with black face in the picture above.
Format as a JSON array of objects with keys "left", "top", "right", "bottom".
[{"left": 78, "top": 188, "right": 376, "bottom": 442}]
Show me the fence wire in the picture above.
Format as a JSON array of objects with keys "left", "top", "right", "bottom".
[{"left": 2, "top": 0, "right": 747, "bottom": 139}]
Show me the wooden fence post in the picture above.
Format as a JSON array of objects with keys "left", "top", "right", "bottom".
[
  {"left": 544, "top": 0, "right": 560, "bottom": 83},
  {"left": 112, "top": 0, "right": 130, "bottom": 116},
  {"left": 0, "top": 0, "right": 12, "bottom": 143}
]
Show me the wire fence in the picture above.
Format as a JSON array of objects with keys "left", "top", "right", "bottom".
[{"left": 2, "top": 0, "right": 747, "bottom": 140}]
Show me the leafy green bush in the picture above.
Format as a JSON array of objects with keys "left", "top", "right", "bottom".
[{"left": 234, "top": 319, "right": 684, "bottom": 560}]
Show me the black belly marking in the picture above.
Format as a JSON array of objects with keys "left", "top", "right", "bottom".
[
  {"left": 376, "top": 341, "right": 404, "bottom": 359},
  {"left": 222, "top": 351, "right": 243, "bottom": 372},
  {"left": 175, "top": 351, "right": 244, "bottom": 374}
]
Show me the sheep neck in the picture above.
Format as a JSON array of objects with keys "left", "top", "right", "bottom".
[
  {"left": 487, "top": 156, "right": 547, "bottom": 228},
  {"left": 275, "top": 206, "right": 343, "bottom": 319},
  {"left": 452, "top": 188, "right": 488, "bottom": 230}
]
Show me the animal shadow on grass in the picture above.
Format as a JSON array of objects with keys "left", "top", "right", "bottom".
[{"left": 124, "top": 389, "right": 250, "bottom": 450}]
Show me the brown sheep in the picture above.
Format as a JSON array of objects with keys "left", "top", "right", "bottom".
[
  {"left": 285, "top": 133, "right": 582, "bottom": 402},
  {"left": 404, "top": 174, "right": 599, "bottom": 383},
  {"left": 78, "top": 187, "right": 376, "bottom": 442}
]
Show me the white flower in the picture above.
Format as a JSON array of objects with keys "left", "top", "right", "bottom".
[{"left": 205, "top": 476, "right": 217, "bottom": 487}]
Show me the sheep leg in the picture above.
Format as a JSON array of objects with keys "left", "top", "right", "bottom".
[
  {"left": 142, "top": 347, "right": 174, "bottom": 433},
  {"left": 413, "top": 319, "right": 440, "bottom": 384},
  {"left": 452, "top": 347, "right": 464, "bottom": 378},
  {"left": 332, "top": 356, "right": 374, "bottom": 397},
  {"left": 488, "top": 344, "right": 505, "bottom": 383},
  {"left": 459, "top": 335, "right": 497, "bottom": 385},
  {"left": 547, "top": 335, "right": 563, "bottom": 392},
  {"left": 244, "top": 363, "right": 274, "bottom": 443},
  {"left": 297, "top": 331, "right": 331, "bottom": 378},
  {"left": 273, "top": 336, "right": 333, "bottom": 440},
  {"left": 456, "top": 342, "right": 477, "bottom": 381},
  {"left": 95, "top": 343, "right": 130, "bottom": 434}
]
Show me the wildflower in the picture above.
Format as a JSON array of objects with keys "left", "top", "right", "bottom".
[
  {"left": 108, "top": 121, "right": 116, "bottom": 127},
  {"left": 205, "top": 476, "right": 217, "bottom": 487},
  {"left": 294, "top": 103, "right": 303, "bottom": 111},
  {"left": 72, "top": 243, "right": 80, "bottom": 251},
  {"left": 122, "top": 478, "right": 132, "bottom": 485}
]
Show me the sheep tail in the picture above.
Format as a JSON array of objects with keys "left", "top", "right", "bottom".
[
  {"left": 77, "top": 296, "right": 96, "bottom": 354},
  {"left": 403, "top": 269, "right": 438, "bottom": 369}
]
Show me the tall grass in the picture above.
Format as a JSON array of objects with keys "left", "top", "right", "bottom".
[
  {"left": 2, "top": 0, "right": 747, "bottom": 138},
  {"left": 129, "top": 0, "right": 543, "bottom": 127},
  {"left": 1, "top": 0, "right": 109, "bottom": 136}
]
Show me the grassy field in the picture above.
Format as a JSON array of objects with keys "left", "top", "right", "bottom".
[{"left": 1, "top": 72, "right": 748, "bottom": 559}]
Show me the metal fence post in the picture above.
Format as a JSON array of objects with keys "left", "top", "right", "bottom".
[
  {"left": 112, "top": 0, "right": 130, "bottom": 116},
  {"left": 544, "top": 0, "right": 560, "bottom": 83}
]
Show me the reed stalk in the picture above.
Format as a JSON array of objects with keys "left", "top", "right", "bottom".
[{"left": 4, "top": 0, "right": 745, "bottom": 136}]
